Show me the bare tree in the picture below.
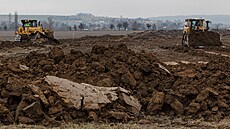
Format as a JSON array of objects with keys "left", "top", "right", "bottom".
[
  {"left": 48, "top": 17, "right": 54, "bottom": 30},
  {"left": 14, "top": 11, "right": 18, "bottom": 31},
  {"left": 123, "top": 22, "right": 129, "bottom": 30},
  {"left": 110, "top": 24, "right": 115, "bottom": 30},
  {"left": 68, "top": 26, "right": 72, "bottom": 31},
  {"left": 152, "top": 24, "right": 157, "bottom": 30},
  {"left": 73, "top": 25, "right": 77, "bottom": 31},
  {"left": 3, "top": 25, "right": 7, "bottom": 31},
  {"left": 131, "top": 21, "right": 138, "bottom": 30},
  {"left": 8, "top": 13, "right": 12, "bottom": 30},
  {"left": 117, "top": 23, "right": 122, "bottom": 30},
  {"left": 60, "top": 23, "right": 67, "bottom": 31},
  {"left": 78, "top": 23, "right": 85, "bottom": 31},
  {"left": 146, "top": 23, "right": 151, "bottom": 30}
]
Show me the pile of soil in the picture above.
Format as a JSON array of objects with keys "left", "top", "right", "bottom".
[
  {"left": 189, "top": 31, "right": 222, "bottom": 47},
  {"left": 167, "top": 56, "right": 230, "bottom": 121},
  {"left": 0, "top": 43, "right": 173, "bottom": 126},
  {"left": 23, "top": 44, "right": 174, "bottom": 106},
  {"left": 0, "top": 43, "right": 229, "bottom": 126},
  {"left": 23, "top": 44, "right": 230, "bottom": 121}
]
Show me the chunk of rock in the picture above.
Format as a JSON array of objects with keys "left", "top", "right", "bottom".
[
  {"left": 107, "top": 111, "right": 130, "bottom": 120},
  {"left": 87, "top": 111, "right": 97, "bottom": 121},
  {"left": 176, "top": 69, "right": 197, "bottom": 78},
  {"left": 45, "top": 76, "right": 141, "bottom": 117},
  {"left": 196, "top": 87, "right": 219, "bottom": 102},
  {"left": 96, "top": 78, "right": 113, "bottom": 87},
  {"left": 18, "top": 116, "right": 34, "bottom": 124},
  {"left": 49, "top": 47, "right": 64, "bottom": 63},
  {"left": 147, "top": 91, "right": 165, "bottom": 112},
  {"left": 187, "top": 102, "right": 200, "bottom": 114},
  {"left": 19, "top": 64, "right": 29, "bottom": 71},
  {"left": 170, "top": 99, "right": 184, "bottom": 115},
  {"left": 121, "top": 71, "right": 137, "bottom": 87}
]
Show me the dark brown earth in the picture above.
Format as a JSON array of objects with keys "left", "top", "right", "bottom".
[
  {"left": 0, "top": 30, "right": 229, "bottom": 127},
  {"left": 189, "top": 31, "right": 222, "bottom": 47}
]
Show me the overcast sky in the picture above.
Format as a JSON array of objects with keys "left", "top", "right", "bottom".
[{"left": 0, "top": 0, "right": 229, "bottom": 17}]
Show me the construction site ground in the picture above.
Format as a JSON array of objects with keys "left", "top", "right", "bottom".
[
  {"left": 0, "top": 30, "right": 230, "bottom": 128},
  {"left": 0, "top": 31, "right": 139, "bottom": 41}
]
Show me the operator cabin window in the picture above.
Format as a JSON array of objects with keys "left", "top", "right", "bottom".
[
  {"left": 24, "top": 23, "right": 31, "bottom": 27},
  {"left": 191, "top": 21, "right": 196, "bottom": 30},
  {"left": 32, "top": 21, "right": 37, "bottom": 27}
]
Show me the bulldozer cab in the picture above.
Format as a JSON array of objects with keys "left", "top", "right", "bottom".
[
  {"left": 21, "top": 20, "right": 38, "bottom": 27},
  {"left": 17, "top": 19, "right": 43, "bottom": 36},
  {"left": 184, "top": 19, "right": 205, "bottom": 33}
]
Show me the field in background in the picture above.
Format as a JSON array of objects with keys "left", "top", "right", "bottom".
[{"left": 0, "top": 31, "right": 141, "bottom": 41}]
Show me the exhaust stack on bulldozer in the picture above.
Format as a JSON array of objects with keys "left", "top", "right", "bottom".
[
  {"left": 15, "top": 19, "right": 59, "bottom": 43},
  {"left": 182, "top": 18, "right": 222, "bottom": 48}
]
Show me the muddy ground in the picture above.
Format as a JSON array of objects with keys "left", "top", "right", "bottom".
[{"left": 0, "top": 30, "right": 229, "bottom": 128}]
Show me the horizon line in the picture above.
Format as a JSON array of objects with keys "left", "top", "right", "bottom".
[{"left": 0, "top": 13, "right": 230, "bottom": 18}]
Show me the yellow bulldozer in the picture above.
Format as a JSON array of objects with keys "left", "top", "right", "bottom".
[
  {"left": 182, "top": 18, "right": 222, "bottom": 48},
  {"left": 15, "top": 19, "right": 59, "bottom": 43}
]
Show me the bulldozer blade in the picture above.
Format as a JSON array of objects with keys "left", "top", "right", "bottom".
[
  {"left": 188, "top": 31, "right": 222, "bottom": 47},
  {"left": 38, "top": 32, "right": 60, "bottom": 43}
]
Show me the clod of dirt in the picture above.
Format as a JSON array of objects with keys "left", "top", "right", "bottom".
[
  {"left": 49, "top": 47, "right": 65, "bottom": 63},
  {"left": 147, "top": 90, "right": 165, "bottom": 113}
]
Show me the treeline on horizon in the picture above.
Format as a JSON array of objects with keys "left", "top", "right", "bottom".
[{"left": 0, "top": 13, "right": 228, "bottom": 31}]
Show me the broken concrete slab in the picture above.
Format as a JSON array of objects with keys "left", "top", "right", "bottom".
[{"left": 45, "top": 76, "right": 141, "bottom": 114}]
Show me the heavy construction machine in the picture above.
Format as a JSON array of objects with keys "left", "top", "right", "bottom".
[
  {"left": 15, "top": 19, "right": 59, "bottom": 43},
  {"left": 182, "top": 18, "right": 222, "bottom": 47}
]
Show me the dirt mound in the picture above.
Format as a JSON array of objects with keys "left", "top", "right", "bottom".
[
  {"left": 24, "top": 44, "right": 173, "bottom": 103},
  {"left": 0, "top": 43, "right": 229, "bottom": 126},
  {"left": 0, "top": 43, "right": 173, "bottom": 126},
  {"left": 173, "top": 57, "right": 230, "bottom": 120},
  {"left": 189, "top": 31, "right": 222, "bottom": 47},
  {"left": 23, "top": 44, "right": 230, "bottom": 120}
]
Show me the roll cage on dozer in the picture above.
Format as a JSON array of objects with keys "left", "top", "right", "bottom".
[
  {"left": 182, "top": 18, "right": 222, "bottom": 48},
  {"left": 15, "top": 19, "right": 59, "bottom": 43}
]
